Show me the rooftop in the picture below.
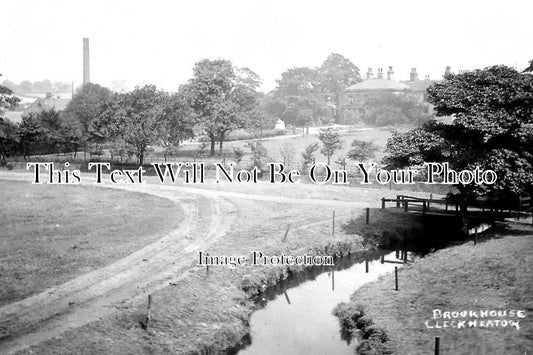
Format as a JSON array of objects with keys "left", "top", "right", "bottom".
[{"left": 346, "top": 78, "right": 410, "bottom": 92}]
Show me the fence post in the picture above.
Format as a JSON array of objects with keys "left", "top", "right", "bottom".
[
  {"left": 404, "top": 201, "right": 408, "bottom": 212},
  {"left": 144, "top": 294, "right": 152, "bottom": 330},
  {"left": 382, "top": 198, "right": 386, "bottom": 209},
  {"left": 282, "top": 225, "right": 291, "bottom": 242},
  {"left": 396, "top": 195, "right": 401, "bottom": 208},
  {"left": 365, "top": 260, "right": 369, "bottom": 273},
  {"left": 332, "top": 211, "right": 335, "bottom": 236},
  {"left": 366, "top": 208, "right": 370, "bottom": 224},
  {"left": 435, "top": 336, "right": 440, "bottom": 355},
  {"left": 394, "top": 267, "right": 398, "bottom": 291}
]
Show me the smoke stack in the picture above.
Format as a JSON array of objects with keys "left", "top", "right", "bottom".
[
  {"left": 410, "top": 68, "right": 418, "bottom": 81},
  {"left": 83, "top": 38, "right": 90, "bottom": 84},
  {"left": 366, "top": 67, "right": 374, "bottom": 79},
  {"left": 377, "top": 68, "right": 384, "bottom": 79},
  {"left": 387, "top": 66, "right": 394, "bottom": 80}
]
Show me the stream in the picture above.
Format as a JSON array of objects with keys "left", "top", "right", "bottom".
[
  {"left": 234, "top": 249, "right": 423, "bottom": 355},
  {"left": 232, "top": 222, "right": 491, "bottom": 354}
]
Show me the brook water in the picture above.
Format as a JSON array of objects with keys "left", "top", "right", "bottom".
[
  {"left": 233, "top": 248, "right": 423, "bottom": 354},
  {"left": 233, "top": 220, "right": 493, "bottom": 354}
]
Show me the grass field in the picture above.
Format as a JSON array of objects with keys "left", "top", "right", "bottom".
[
  {"left": 336, "top": 223, "right": 533, "bottom": 354},
  {"left": 14, "top": 127, "right": 399, "bottom": 169},
  {"left": 0, "top": 180, "right": 183, "bottom": 306},
  {"left": 7, "top": 179, "right": 418, "bottom": 354}
]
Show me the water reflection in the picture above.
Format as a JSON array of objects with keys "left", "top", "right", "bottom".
[{"left": 235, "top": 249, "right": 417, "bottom": 355}]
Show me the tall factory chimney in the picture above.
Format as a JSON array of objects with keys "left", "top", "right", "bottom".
[{"left": 83, "top": 38, "right": 90, "bottom": 84}]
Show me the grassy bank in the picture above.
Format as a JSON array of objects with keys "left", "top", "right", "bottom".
[
  {"left": 335, "top": 222, "right": 533, "bottom": 354},
  {"left": 17, "top": 201, "right": 420, "bottom": 354}
]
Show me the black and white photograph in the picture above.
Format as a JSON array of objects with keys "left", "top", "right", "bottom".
[{"left": 0, "top": 1, "right": 532, "bottom": 354}]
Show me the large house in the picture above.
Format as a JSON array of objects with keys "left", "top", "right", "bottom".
[{"left": 342, "top": 66, "right": 444, "bottom": 124}]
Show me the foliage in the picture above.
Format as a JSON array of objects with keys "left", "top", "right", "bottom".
[
  {"left": 195, "top": 142, "right": 208, "bottom": 159},
  {"left": 16, "top": 109, "right": 82, "bottom": 157},
  {"left": 318, "top": 53, "right": 361, "bottom": 121},
  {"left": 0, "top": 75, "right": 21, "bottom": 115},
  {"left": 184, "top": 59, "right": 260, "bottom": 156},
  {"left": 0, "top": 118, "right": 19, "bottom": 164},
  {"left": 159, "top": 91, "right": 195, "bottom": 160},
  {"left": 301, "top": 142, "right": 319, "bottom": 171},
  {"left": 64, "top": 83, "right": 112, "bottom": 148},
  {"left": 523, "top": 59, "right": 533, "bottom": 73},
  {"left": 357, "top": 92, "right": 432, "bottom": 127},
  {"left": 267, "top": 67, "right": 331, "bottom": 128},
  {"left": 1, "top": 79, "right": 72, "bottom": 93},
  {"left": 347, "top": 139, "right": 379, "bottom": 162},
  {"left": 279, "top": 143, "right": 295, "bottom": 166},
  {"left": 246, "top": 141, "right": 268, "bottom": 172},
  {"left": 318, "top": 127, "right": 343, "bottom": 164},
  {"left": 100, "top": 85, "right": 168, "bottom": 165},
  {"left": 385, "top": 64, "right": 533, "bottom": 233},
  {"left": 198, "top": 128, "right": 287, "bottom": 142},
  {"left": 231, "top": 146, "right": 245, "bottom": 164}
]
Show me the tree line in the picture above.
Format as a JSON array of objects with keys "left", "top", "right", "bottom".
[{"left": 1, "top": 54, "right": 422, "bottom": 164}]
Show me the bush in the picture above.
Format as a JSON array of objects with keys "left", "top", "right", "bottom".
[{"left": 198, "top": 129, "right": 288, "bottom": 143}]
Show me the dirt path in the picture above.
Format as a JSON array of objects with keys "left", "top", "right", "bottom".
[
  {"left": 0, "top": 174, "right": 237, "bottom": 354},
  {"left": 0, "top": 171, "right": 382, "bottom": 354}
]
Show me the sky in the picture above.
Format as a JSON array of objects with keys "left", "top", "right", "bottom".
[{"left": 1, "top": 0, "right": 532, "bottom": 93}]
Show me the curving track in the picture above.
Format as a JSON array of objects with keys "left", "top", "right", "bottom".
[{"left": 0, "top": 171, "right": 376, "bottom": 354}]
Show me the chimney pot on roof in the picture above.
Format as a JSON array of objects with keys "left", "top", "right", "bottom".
[
  {"left": 387, "top": 66, "right": 394, "bottom": 80},
  {"left": 410, "top": 68, "right": 418, "bottom": 82},
  {"left": 366, "top": 67, "right": 374, "bottom": 80},
  {"left": 45, "top": 92, "right": 53, "bottom": 99},
  {"left": 377, "top": 68, "right": 384, "bottom": 79},
  {"left": 444, "top": 66, "right": 452, "bottom": 76}
]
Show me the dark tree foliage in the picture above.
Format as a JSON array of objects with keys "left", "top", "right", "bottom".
[
  {"left": 64, "top": 83, "right": 112, "bottom": 149},
  {"left": 318, "top": 127, "right": 342, "bottom": 165},
  {"left": 385, "top": 65, "right": 533, "bottom": 234},
  {"left": 347, "top": 139, "right": 379, "bottom": 162},
  {"left": 318, "top": 53, "right": 361, "bottom": 122},
  {"left": 0, "top": 118, "right": 19, "bottom": 164},
  {"left": 100, "top": 85, "right": 168, "bottom": 165},
  {"left": 184, "top": 59, "right": 260, "bottom": 156}
]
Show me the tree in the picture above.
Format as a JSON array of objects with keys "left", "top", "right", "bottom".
[
  {"left": 523, "top": 59, "right": 533, "bottom": 73},
  {"left": 246, "top": 141, "right": 268, "bottom": 172},
  {"left": 18, "top": 109, "right": 66, "bottom": 157},
  {"left": 159, "top": 91, "right": 195, "bottom": 161},
  {"left": 318, "top": 53, "right": 361, "bottom": 122},
  {"left": 301, "top": 142, "right": 319, "bottom": 171},
  {"left": 385, "top": 65, "right": 533, "bottom": 235},
  {"left": 184, "top": 59, "right": 259, "bottom": 156},
  {"left": 357, "top": 92, "right": 432, "bottom": 127},
  {"left": 347, "top": 139, "right": 379, "bottom": 161},
  {"left": 268, "top": 67, "right": 331, "bottom": 130},
  {"left": 64, "top": 83, "right": 112, "bottom": 156},
  {"left": 318, "top": 128, "right": 343, "bottom": 165},
  {"left": 0, "top": 74, "right": 20, "bottom": 116},
  {"left": 279, "top": 143, "right": 295, "bottom": 166},
  {"left": 0, "top": 118, "right": 19, "bottom": 164},
  {"left": 101, "top": 85, "right": 168, "bottom": 165}
]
